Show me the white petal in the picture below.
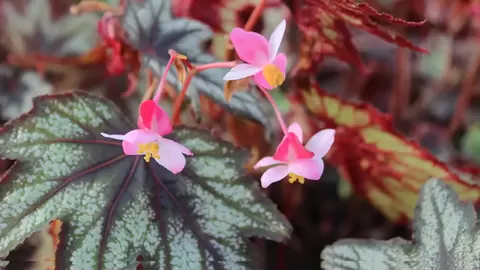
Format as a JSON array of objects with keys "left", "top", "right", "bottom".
[
  {"left": 268, "top": 19, "right": 286, "bottom": 62},
  {"left": 223, "top": 64, "right": 262, "bottom": 81},
  {"left": 100, "top": 132, "right": 126, "bottom": 141},
  {"left": 305, "top": 129, "right": 335, "bottom": 158},
  {"left": 254, "top": 156, "right": 283, "bottom": 169}
]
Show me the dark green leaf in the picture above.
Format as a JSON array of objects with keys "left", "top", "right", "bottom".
[{"left": 0, "top": 91, "right": 291, "bottom": 269}]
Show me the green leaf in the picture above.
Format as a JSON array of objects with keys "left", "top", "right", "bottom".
[
  {"left": 0, "top": 92, "right": 291, "bottom": 269},
  {"left": 321, "top": 178, "right": 480, "bottom": 269}
]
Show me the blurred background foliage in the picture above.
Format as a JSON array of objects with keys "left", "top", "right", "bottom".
[{"left": 2, "top": 0, "right": 480, "bottom": 269}]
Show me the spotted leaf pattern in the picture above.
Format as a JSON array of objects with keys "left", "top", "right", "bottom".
[{"left": 0, "top": 92, "right": 291, "bottom": 269}]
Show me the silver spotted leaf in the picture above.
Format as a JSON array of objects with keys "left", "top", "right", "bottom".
[
  {"left": 0, "top": 92, "right": 291, "bottom": 269},
  {"left": 321, "top": 178, "right": 480, "bottom": 270},
  {"left": 121, "top": 0, "right": 274, "bottom": 135}
]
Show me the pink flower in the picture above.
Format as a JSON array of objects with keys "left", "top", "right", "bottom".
[
  {"left": 101, "top": 100, "right": 192, "bottom": 174},
  {"left": 223, "top": 19, "right": 287, "bottom": 90},
  {"left": 254, "top": 123, "right": 335, "bottom": 188}
]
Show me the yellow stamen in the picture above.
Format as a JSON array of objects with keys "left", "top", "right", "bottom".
[
  {"left": 288, "top": 173, "right": 305, "bottom": 184},
  {"left": 137, "top": 142, "right": 160, "bottom": 162},
  {"left": 262, "top": 64, "right": 285, "bottom": 88}
]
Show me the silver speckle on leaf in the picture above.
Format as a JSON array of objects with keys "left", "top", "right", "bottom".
[
  {"left": 0, "top": 91, "right": 291, "bottom": 269},
  {"left": 321, "top": 178, "right": 480, "bottom": 270}
]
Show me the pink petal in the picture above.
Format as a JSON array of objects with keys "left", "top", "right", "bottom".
[
  {"left": 305, "top": 129, "right": 335, "bottom": 158},
  {"left": 253, "top": 71, "right": 273, "bottom": 90},
  {"left": 273, "top": 133, "right": 314, "bottom": 162},
  {"left": 159, "top": 137, "right": 193, "bottom": 155},
  {"left": 287, "top": 122, "right": 303, "bottom": 143},
  {"left": 223, "top": 64, "right": 262, "bottom": 81},
  {"left": 272, "top": 53, "right": 287, "bottom": 75},
  {"left": 122, "top": 129, "right": 160, "bottom": 155},
  {"left": 288, "top": 157, "right": 324, "bottom": 180},
  {"left": 137, "top": 100, "right": 172, "bottom": 136},
  {"left": 156, "top": 138, "right": 188, "bottom": 174},
  {"left": 268, "top": 19, "right": 286, "bottom": 62},
  {"left": 230, "top": 28, "right": 269, "bottom": 66},
  {"left": 101, "top": 132, "right": 126, "bottom": 141},
  {"left": 260, "top": 165, "right": 289, "bottom": 188},
  {"left": 254, "top": 156, "right": 283, "bottom": 169}
]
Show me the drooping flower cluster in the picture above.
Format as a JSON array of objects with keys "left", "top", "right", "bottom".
[
  {"left": 99, "top": 17, "right": 334, "bottom": 185},
  {"left": 224, "top": 19, "right": 335, "bottom": 188}
]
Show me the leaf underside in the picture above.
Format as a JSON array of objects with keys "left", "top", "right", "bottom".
[
  {"left": 0, "top": 91, "right": 291, "bottom": 269},
  {"left": 321, "top": 178, "right": 480, "bottom": 270},
  {"left": 121, "top": 0, "right": 274, "bottom": 134}
]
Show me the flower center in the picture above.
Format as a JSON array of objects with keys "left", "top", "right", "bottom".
[
  {"left": 137, "top": 142, "right": 160, "bottom": 162},
  {"left": 262, "top": 64, "right": 285, "bottom": 88},
  {"left": 288, "top": 173, "right": 305, "bottom": 184}
]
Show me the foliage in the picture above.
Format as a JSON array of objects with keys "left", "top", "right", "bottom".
[
  {"left": 0, "top": 92, "right": 290, "bottom": 269},
  {"left": 1, "top": 0, "right": 480, "bottom": 269},
  {"left": 321, "top": 178, "right": 480, "bottom": 269}
]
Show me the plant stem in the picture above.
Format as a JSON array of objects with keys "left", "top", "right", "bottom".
[
  {"left": 153, "top": 55, "right": 175, "bottom": 103},
  {"left": 258, "top": 86, "right": 288, "bottom": 134},
  {"left": 170, "top": 61, "right": 236, "bottom": 125},
  {"left": 172, "top": 72, "right": 195, "bottom": 126},
  {"left": 196, "top": 61, "right": 236, "bottom": 72}
]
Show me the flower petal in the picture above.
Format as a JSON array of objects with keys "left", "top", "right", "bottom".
[
  {"left": 223, "top": 64, "right": 263, "bottom": 81},
  {"left": 260, "top": 165, "right": 289, "bottom": 188},
  {"left": 272, "top": 53, "right": 287, "bottom": 75},
  {"left": 288, "top": 156, "right": 324, "bottom": 180},
  {"left": 254, "top": 156, "right": 283, "bottom": 169},
  {"left": 156, "top": 139, "right": 187, "bottom": 174},
  {"left": 287, "top": 122, "right": 303, "bottom": 143},
  {"left": 273, "top": 133, "right": 314, "bottom": 162},
  {"left": 100, "top": 132, "right": 126, "bottom": 141},
  {"left": 253, "top": 71, "right": 274, "bottom": 90},
  {"left": 305, "top": 129, "right": 335, "bottom": 157},
  {"left": 230, "top": 27, "right": 269, "bottom": 66},
  {"left": 137, "top": 100, "right": 172, "bottom": 136},
  {"left": 122, "top": 129, "right": 160, "bottom": 155},
  {"left": 268, "top": 19, "right": 286, "bottom": 62},
  {"left": 159, "top": 137, "right": 193, "bottom": 155}
]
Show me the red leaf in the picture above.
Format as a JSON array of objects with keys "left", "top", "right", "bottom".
[
  {"left": 290, "top": 79, "right": 480, "bottom": 222},
  {"left": 295, "top": 0, "right": 428, "bottom": 71}
]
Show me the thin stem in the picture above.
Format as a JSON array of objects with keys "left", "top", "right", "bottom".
[
  {"left": 258, "top": 86, "right": 288, "bottom": 134},
  {"left": 153, "top": 55, "right": 175, "bottom": 103},
  {"left": 196, "top": 61, "right": 236, "bottom": 72},
  {"left": 172, "top": 72, "right": 195, "bottom": 126},
  {"left": 170, "top": 61, "right": 236, "bottom": 125}
]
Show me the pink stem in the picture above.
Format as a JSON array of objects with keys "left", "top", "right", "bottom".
[
  {"left": 153, "top": 55, "right": 175, "bottom": 103},
  {"left": 196, "top": 61, "right": 236, "bottom": 72},
  {"left": 258, "top": 86, "right": 288, "bottom": 134}
]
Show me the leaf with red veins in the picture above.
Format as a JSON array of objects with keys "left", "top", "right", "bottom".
[
  {"left": 0, "top": 91, "right": 291, "bottom": 269},
  {"left": 296, "top": 0, "right": 428, "bottom": 70},
  {"left": 291, "top": 81, "right": 480, "bottom": 223}
]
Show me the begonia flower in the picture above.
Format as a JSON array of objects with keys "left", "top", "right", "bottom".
[
  {"left": 254, "top": 123, "right": 335, "bottom": 188},
  {"left": 223, "top": 19, "right": 287, "bottom": 90},
  {"left": 101, "top": 100, "right": 192, "bottom": 174}
]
